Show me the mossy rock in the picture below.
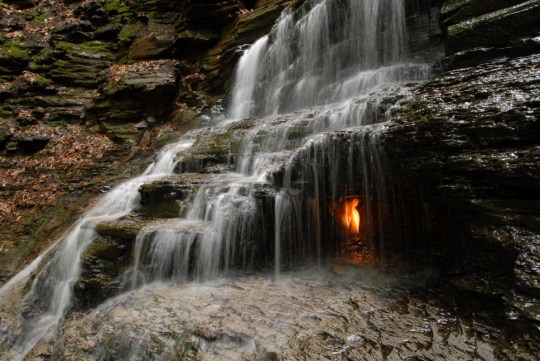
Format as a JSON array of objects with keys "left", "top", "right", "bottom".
[
  {"left": 191, "top": 131, "right": 234, "bottom": 156},
  {"left": 94, "top": 22, "right": 123, "bottom": 41},
  {"left": 74, "top": 234, "right": 134, "bottom": 309},
  {"left": 82, "top": 235, "right": 132, "bottom": 263},
  {"left": 100, "top": 123, "right": 140, "bottom": 143},
  {"left": 139, "top": 177, "right": 198, "bottom": 218},
  {"left": 54, "top": 40, "right": 115, "bottom": 56},
  {"left": 28, "top": 47, "right": 55, "bottom": 72},
  {"left": 128, "top": 35, "right": 175, "bottom": 61},
  {"left": 171, "top": 108, "right": 201, "bottom": 129},
  {"left": 446, "top": 1, "right": 540, "bottom": 54},
  {"left": 50, "top": 41, "right": 115, "bottom": 87},
  {"left": 103, "top": 0, "right": 131, "bottom": 16},
  {"left": 0, "top": 41, "right": 31, "bottom": 73},
  {"left": 94, "top": 215, "right": 147, "bottom": 239},
  {"left": 118, "top": 21, "right": 146, "bottom": 45},
  {"left": 1, "top": 41, "right": 29, "bottom": 59},
  {"left": 32, "top": 74, "right": 53, "bottom": 87},
  {"left": 85, "top": 60, "right": 178, "bottom": 137}
]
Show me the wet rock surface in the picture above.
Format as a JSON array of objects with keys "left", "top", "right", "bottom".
[
  {"left": 386, "top": 53, "right": 540, "bottom": 323},
  {"left": 39, "top": 269, "right": 539, "bottom": 360},
  {"left": 440, "top": 0, "right": 540, "bottom": 68}
]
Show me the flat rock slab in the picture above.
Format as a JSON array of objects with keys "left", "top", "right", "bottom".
[
  {"left": 47, "top": 268, "right": 539, "bottom": 360},
  {"left": 93, "top": 214, "right": 210, "bottom": 240}
]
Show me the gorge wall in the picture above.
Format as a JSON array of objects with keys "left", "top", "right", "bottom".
[
  {"left": 385, "top": 0, "right": 540, "bottom": 327},
  {"left": 0, "top": 0, "right": 539, "bottom": 359}
]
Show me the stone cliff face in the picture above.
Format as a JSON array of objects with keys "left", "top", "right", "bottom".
[
  {"left": 385, "top": 0, "right": 540, "bottom": 327},
  {"left": 0, "top": 0, "right": 292, "bottom": 142}
]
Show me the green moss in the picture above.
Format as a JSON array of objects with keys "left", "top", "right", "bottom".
[
  {"left": 27, "top": 62, "right": 42, "bottom": 71},
  {"left": 103, "top": 0, "right": 132, "bottom": 22},
  {"left": 54, "top": 41, "right": 74, "bottom": 52},
  {"left": 80, "top": 40, "right": 114, "bottom": 53},
  {"left": 192, "top": 132, "right": 232, "bottom": 156},
  {"left": 33, "top": 74, "right": 53, "bottom": 87},
  {"left": 31, "top": 47, "right": 54, "bottom": 65},
  {"left": 82, "top": 236, "right": 128, "bottom": 264},
  {"left": 46, "top": 119, "right": 69, "bottom": 128},
  {"left": 55, "top": 40, "right": 113, "bottom": 54},
  {"left": 20, "top": 9, "right": 35, "bottom": 20},
  {"left": 118, "top": 22, "right": 145, "bottom": 44},
  {"left": 32, "top": 13, "right": 50, "bottom": 24},
  {"left": 154, "top": 133, "right": 176, "bottom": 149},
  {"left": 0, "top": 106, "right": 12, "bottom": 117},
  {"left": 16, "top": 238, "right": 36, "bottom": 256},
  {"left": 1, "top": 41, "right": 30, "bottom": 60},
  {"left": 104, "top": 0, "right": 130, "bottom": 13}
]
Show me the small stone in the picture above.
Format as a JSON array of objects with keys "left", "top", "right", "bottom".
[
  {"left": 18, "top": 135, "right": 49, "bottom": 154},
  {"left": 134, "top": 120, "right": 148, "bottom": 130}
]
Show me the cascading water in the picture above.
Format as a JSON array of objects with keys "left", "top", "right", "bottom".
[
  {"left": 0, "top": 0, "right": 432, "bottom": 359},
  {"left": 228, "top": 0, "right": 416, "bottom": 118},
  {"left": 126, "top": 0, "right": 429, "bottom": 284},
  {"left": 0, "top": 140, "right": 194, "bottom": 360}
]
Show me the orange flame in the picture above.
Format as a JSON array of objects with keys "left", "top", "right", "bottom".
[{"left": 342, "top": 198, "right": 360, "bottom": 234}]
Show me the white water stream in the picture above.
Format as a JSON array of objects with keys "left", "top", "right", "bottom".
[{"left": 0, "top": 140, "right": 194, "bottom": 360}]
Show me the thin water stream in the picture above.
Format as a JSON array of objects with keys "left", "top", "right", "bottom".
[{"left": 0, "top": 140, "right": 194, "bottom": 360}]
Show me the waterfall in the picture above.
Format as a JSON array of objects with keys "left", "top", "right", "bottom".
[
  {"left": 0, "top": 0, "right": 431, "bottom": 359},
  {"left": 0, "top": 140, "right": 194, "bottom": 360},
  {"left": 228, "top": 0, "right": 412, "bottom": 119},
  {"left": 127, "top": 0, "right": 428, "bottom": 283}
]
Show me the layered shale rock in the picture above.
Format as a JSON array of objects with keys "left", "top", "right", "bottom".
[
  {"left": 381, "top": 0, "right": 540, "bottom": 324},
  {"left": 441, "top": 0, "right": 540, "bottom": 69},
  {"left": 85, "top": 60, "right": 180, "bottom": 140},
  {"left": 386, "top": 51, "right": 540, "bottom": 323}
]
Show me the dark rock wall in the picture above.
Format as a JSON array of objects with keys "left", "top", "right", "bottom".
[
  {"left": 441, "top": 0, "right": 540, "bottom": 69},
  {"left": 0, "top": 0, "right": 291, "bottom": 144},
  {"left": 385, "top": 0, "right": 540, "bottom": 325}
]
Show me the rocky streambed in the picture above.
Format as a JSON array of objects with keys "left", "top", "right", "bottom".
[{"left": 18, "top": 266, "right": 538, "bottom": 361}]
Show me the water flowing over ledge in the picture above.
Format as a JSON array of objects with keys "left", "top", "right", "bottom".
[{"left": 229, "top": 0, "right": 412, "bottom": 119}]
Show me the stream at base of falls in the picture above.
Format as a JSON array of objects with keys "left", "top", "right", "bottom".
[{"left": 22, "top": 266, "right": 537, "bottom": 361}]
